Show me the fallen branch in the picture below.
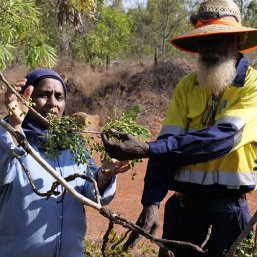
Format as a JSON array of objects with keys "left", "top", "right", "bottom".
[
  {"left": 0, "top": 68, "right": 212, "bottom": 256},
  {"left": 0, "top": 118, "right": 102, "bottom": 211},
  {"left": 0, "top": 117, "right": 212, "bottom": 256}
]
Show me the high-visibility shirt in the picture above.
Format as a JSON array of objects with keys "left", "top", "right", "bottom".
[{"left": 142, "top": 55, "right": 257, "bottom": 205}]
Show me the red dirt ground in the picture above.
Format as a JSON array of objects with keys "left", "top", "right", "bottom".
[{"left": 85, "top": 158, "right": 257, "bottom": 240}]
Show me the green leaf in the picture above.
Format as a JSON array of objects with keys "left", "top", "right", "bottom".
[{"left": 123, "top": 104, "right": 142, "bottom": 121}]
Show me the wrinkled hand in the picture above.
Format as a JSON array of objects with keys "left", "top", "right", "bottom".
[
  {"left": 101, "top": 131, "right": 150, "bottom": 161},
  {"left": 123, "top": 204, "right": 160, "bottom": 251},
  {"left": 4, "top": 79, "right": 33, "bottom": 131}
]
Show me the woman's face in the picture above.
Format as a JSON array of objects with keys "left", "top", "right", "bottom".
[{"left": 29, "top": 78, "right": 66, "bottom": 124}]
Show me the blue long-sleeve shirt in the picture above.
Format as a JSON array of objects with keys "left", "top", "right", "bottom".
[
  {"left": 142, "top": 56, "right": 257, "bottom": 205},
  {"left": 0, "top": 126, "right": 116, "bottom": 257}
]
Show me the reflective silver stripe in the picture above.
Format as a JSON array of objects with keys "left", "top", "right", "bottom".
[
  {"left": 215, "top": 116, "right": 245, "bottom": 148},
  {"left": 188, "top": 128, "right": 197, "bottom": 132},
  {"left": 215, "top": 116, "right": 245, "bottom": 130},
  {"left": 158, "top": 125, "right": 185, "bottom": 137},
  {"left": 174, "top": 168, "right": 257, "bottom": 186}
]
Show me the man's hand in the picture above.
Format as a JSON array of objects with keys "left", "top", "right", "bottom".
[
  {"left": 4, "top": 79, "right": 33, "bottom": 131},
  {"left": 123, "top": 204, "right": 160, "bottom": 251},
  {"left": 101, "top": 132, "right": 150, "bottom": 161}
]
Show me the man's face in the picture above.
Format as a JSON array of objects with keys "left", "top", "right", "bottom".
[
  {"left": 198, "top": 33, "right": 235, "bottom": 65},
  {"left": 196, "top": 33, "right": 236, "bottom": 95},
  {"left": 29, "top": 78, "right": 66, "bottom": 123}
]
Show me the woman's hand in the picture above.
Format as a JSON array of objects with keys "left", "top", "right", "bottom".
[
  {"left": 100, "top": 159, "right": 130, "bottom": 178},
  {"left": 4, "top": 79, "right": 33, "bottom": 131},
  {"left": 97, "top": 159, "right": 129, "bottom": 193}
]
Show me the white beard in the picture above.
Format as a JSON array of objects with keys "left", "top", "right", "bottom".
[{"left": 197, "top": 53, "right": 236, "bottom": 95}]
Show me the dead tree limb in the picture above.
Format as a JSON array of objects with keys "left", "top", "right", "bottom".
[
  {"left": 102, "top": 221, "right": 115, "bottom": 257},
  {"left": 0, "top": 118, "right": 102, "bottom": 211},
  {"left": 0, "top": 119, "right": 211, "bottom": 257},
  {"left": 10, "top": 150, "right": 60, "bottom": 197}
]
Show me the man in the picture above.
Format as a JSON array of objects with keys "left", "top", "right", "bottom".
[
  {"left": 101, "top": 0, "right": 257, "bottom": 256},
  {"left": 0, "top": 68, "right": 128, "bottom": 257}
]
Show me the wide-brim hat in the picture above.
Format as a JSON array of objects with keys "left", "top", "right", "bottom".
[{"left": 170, "top": 0, "right": 257, "bottom": 53}]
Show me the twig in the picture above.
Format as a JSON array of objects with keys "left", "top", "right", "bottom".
[
  {"left": 52, "top": 173, "right": 101, "bottom": 204},
  {"left": 0, "top": 71, "right": 50, "bottom": 127},
  {"left": 102, "top": 221, "right": 115, "bottom": 257},
  {"left": 111, "top": 229, "right": 131, "bottom": 250},
  {"left": 201, "top": 225, "right": 212, "bottom": 248},
  {"left": 226, "top": 210, "right": 257, "bottom": 257},
  {"left": 10, "top": 149, "right": 60, "bottom": 197},
  {"left": 81, "top": 130, "right": 102, "bottom": 134}
]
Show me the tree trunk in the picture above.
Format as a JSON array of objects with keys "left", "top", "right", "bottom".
[{"left": 154, "top": 46, "right": 158, "bottom": 66}]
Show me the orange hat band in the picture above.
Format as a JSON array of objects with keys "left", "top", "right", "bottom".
[{"left": 195, "top": 18, "right": 242, "bottom": 29}]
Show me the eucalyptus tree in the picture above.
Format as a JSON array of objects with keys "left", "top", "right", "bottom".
[
  {"left": 71, "top": 5, "right": 132, "bottom": 66},
  {"left": 146, "top": 0, "right": 196, "bottom": 62}
]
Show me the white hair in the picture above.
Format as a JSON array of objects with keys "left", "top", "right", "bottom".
[{"left": 197, "top": 50, "right": 236, "bottom": 95}]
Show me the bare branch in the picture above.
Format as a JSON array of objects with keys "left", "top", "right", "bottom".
[
  {"left": 0, "top": 118, "right": 102, "bottom": 211},
  {"left": 10, "top": 149, "right": 60, "bottom": 197},
  {"left": 102, "top": 221, "right": 115, "bottom": 257},
  {"left": 1, "top": 117, "right": 212, "bottom": 256},
  {"left": 111, "top": 229, "right": 131, "bottom": 250},
  {"left": 201, "top": 225, "right": 212, "bottom": 248},
  {"left": 100, "top": 207, "right": 209, "bottom": 256}
]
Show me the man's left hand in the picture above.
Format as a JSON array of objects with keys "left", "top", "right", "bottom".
[{"left": 101, "top": 132, "right": 150, "bottom": 161}]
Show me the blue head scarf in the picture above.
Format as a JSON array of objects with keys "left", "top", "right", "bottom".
[
  {"left": 21, "top": 68, "right": 68, "bottom": 147},
  {"left": 21, "top": 68, "right": 67, "bottom": 98}
]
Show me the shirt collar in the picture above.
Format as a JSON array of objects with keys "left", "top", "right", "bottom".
[{"left": 233, "top": 53, "right": 249, "bottom": 87}]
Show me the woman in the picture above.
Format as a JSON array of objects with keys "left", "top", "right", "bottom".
[{"left": 0, "top": 68, "right": 128, "bottom": 257}]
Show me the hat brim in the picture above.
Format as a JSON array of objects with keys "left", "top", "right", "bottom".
[{"left": 171, "top": 25, "right": 257, "bottom": 53}]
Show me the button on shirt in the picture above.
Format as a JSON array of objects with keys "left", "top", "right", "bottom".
[{"left": 0, "top": 126, "right": 116, "bottom": 257}]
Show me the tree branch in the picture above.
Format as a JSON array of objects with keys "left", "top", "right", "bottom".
[
  {"left": 0, "top": 118, "right": 102, "bottom": 211},
  {"left": 0, "top": 117, "right": 211, "bottom": 256},
  {"left": 0, "top": 68, "right": 213, "bottom": 255},
  {"left": 0, "top": 71, "right": 50, "bottom": 128}
]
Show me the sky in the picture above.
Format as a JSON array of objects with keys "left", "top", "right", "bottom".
[
  {"left": 123, "top": 0, "right": 147, "bottom": 9},
  {"left": 106, "top": 0, "right": 147, "bottom": 10}
]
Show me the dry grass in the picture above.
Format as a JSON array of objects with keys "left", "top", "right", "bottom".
[{"left": 0, "top": 57, "right": 191, "bottom": 135}]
